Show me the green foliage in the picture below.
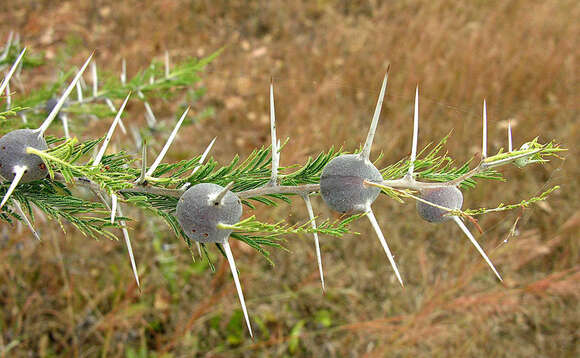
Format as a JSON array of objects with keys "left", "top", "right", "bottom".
[{"left": 0, "top": 45, "right": 565, "bottom": 269}]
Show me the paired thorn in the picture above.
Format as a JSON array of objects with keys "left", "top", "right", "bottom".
[
  {"left": 0, "top": 47, "right": 26, "bottom": 96},
  {"left": 181, "top": 137, "right": 217, "bottom": 190},
  {"left": 5, "top": 79, "right": 11, "bottom": 109},
  {"left": 61, "top": 114, "right": 70, "bottom": 139},
  {"left": 191, "top": 137, "right": 216, "bottom": 176},
  {"left": 139, "top": 91, "right": 157, "bottom": 127},
  {"left": 302, "top": 194, "right": 325, "bottom": 292},
  {"left": 482, "top": 99, "right": 487, "bottom": 158},
  {"left": 135, "top": 140, "right": 148, "bottom": 184},
  {"left": 366, "top": 208, "right": 404, "bottom": 287},
  {"left": 104, "top": 97, "right": 127, "bottom": 134},
  {"left": 91, "top": 60, "right": 98, "bottom": 97},
  {"left": 269, "top": 80, "right": 280, "bottom": 186},
  {"left": 110, "top": 194, "right": 118, "bottom": 224},
  {"left": 508, "top": 119, "right": 513, "bottom": 152},
  {"left": 118, "top": 204, "right": 141, "bottom": 289},
  {"left": 361, "top": 66, "right": 389, "bottom": 160},
  {"left": 146, "top": 107, "right": 190, "bottom": 177},
  {"left": 76, "top": 81, "right": 83, "bottom": 103},
  {"left": 37, "top": 52, "right": 94, "bottom": 137},
  {"left": 121, "top": 58, "right": 127, "bottom": 85},
  {"left": 164, "top": 50, "right": 170, "bottom": 78},
  {"left": 408, "top": 84, "right": 419, "bottom": 177},
  {"left": 94, "top": 191, "right": 140, "bottom": 289},
  {"left": 13, "top": 199, "right": 40, "bottom": 240},
  {"left": 222, "top": 241, "right": 253, "bottom": 339},
  {"left": 196, "top": 241, "right": 202, "bottom": 258},
  {"left": 0, "top": 165, "right": 27, "bottom": 210},
  {"left": 452, "top": 216, "right": 502, "bottom": 282},
  {"left": 212, "top": 181, "right": 235, "bottom": 205},
  {"left": 0, "top": 32, "right": 14, "bottom": 62},
  {"left": 93, "top": 93, "right": 131, "bottom": 166}
]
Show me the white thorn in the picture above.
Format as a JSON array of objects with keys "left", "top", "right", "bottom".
[
  {"left": 191, "top": 137, "right": 216, "bottom": 176},
  {"left": 5, "top": 79, "right": 11, "bottom": 109},
  {"left": 482, "top": 99, "right": 487, "bottom": 158},
  {"left": 408, "top": 84, "right": 419, "bottom": 177},
  {"left": 104, "top": 97, "right": 127, "bottom": 135},
  {"left": 146, "top": 107, "right": 190, "bottom": 177},
  {"left": 222, "top": 241, "right": 253, "bottom": 338},
  {"left": 105, "top": 97, "right": 116, "bottom": 112},
  {"left": 0, "top": 47, "right": 26, "bottom": 96},
  {"left": 303, "top": 194, "right": 325, "bottom": 292},
  {"left": 140, "top": 92, "right": 157, "bottom": 127},
  {"left": 164, "top": 50, "right": 170, "bottom": 78},
  {"left": 118, "top": 205, "right": 140, "bottom": 288},
  {"left": 508, "top": 119, "right": 513, "bottom": 152},
  {"left": 211, "top": 181, "right": 234, "bottom": 205},
  {"left": 61, "top": 114, "right": 70, "bottom": 139},
  {"left": 196, "top": 241, "right": 202, "bottom": 258},
  {"left": 452, "top": 217, "right": 502, "bottom": 282},
  {"left": 361, "top": 68, "right": 389, "bottom": 160},
  {"left": 121, "top": 58, "right": 127, "bottom": 85},
  {"left": 79, "top": 74, "right": 88, "bottom": 91},
  {"left": 37, "top": 52, "right": 93, "bottom": 136},
  {"left": 110, "top": 194, "right": 118, "bottom": 224},
  {"left": 76, "top": 80, "right": 83, "bottom": 103},
  {"left": 366, "top": 208, "right": 404, "bottom": 287},
  {"left": 136, "top": 142, "right": 148, "bottom": 184},
  {"left": 93, "top": 93, "right": 131, "bottom": 166},
  {"left": 13, "top": 199, "right": 40, "bottom": 240},
  {"left": 20, "top": 113, "right": 27, "bottom": 124},
  {"left": 91, "top": 60, "right": 98, "bottom": 97},
  {"left": 182, "top": 137, "right": 217, "bottom": 189},
  {"left": 269, "top": 81, "right": 279, "bottom": 186},
  {"left": 0, "top": 32, "right": 14, "bottom": 61},
  {"left": 0, "top": 165, "right": 27, "bottom": 210}
]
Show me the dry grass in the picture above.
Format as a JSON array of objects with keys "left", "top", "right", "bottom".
[{"left": 0, "top": 0, "right": 578, "bottom": 357}]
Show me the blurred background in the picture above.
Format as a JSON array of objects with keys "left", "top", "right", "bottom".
[{"left": 0, "top": 1, "right": 578, "bottom": 357}]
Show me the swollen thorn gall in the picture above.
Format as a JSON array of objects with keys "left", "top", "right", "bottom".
[
  {"left": 416, "top": 186, "right": 502, "bottom": 281},
  {"left": 176, "top": 183, "right": 252, "bottom": 337}
]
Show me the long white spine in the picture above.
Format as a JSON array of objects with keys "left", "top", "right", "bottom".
[
  {"left": 37, "top": 53, "right": 93, "bottom": 136},
  {"left": 303, "top": 194, "right": 325, "bottom": 292},
  {"left": 222, "top": 241, "right": 253, "bottom": 338},
  {"left": 452, "top": 217, "right": 502, "bottom": 281},
  {"left": 0, "top": 165, "right": 27, "bottom": 210},
  {"left": 366, "top": 208, "right": 404, "bottom": 287},
  {"left": 0, "top": 47, "right": 26, "bottom": 96},
  {"left": 146, "top": 107, "right": 190, "bottom": 177},
  {"left": 482, "top": 99, "right": 487, "bottom": 158},
  {"left": 269, "top": 81, "right": 279, "bottom": 186},
  {"left": 361, "top": 70, "right": 389, "bottom": 160},
  {"left": 408, "top": 85, "right": 419, "bottom": 177}
]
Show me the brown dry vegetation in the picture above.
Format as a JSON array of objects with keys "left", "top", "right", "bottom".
[{"left": 0, "top": 0, "right": 578, "bottom": 357}]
